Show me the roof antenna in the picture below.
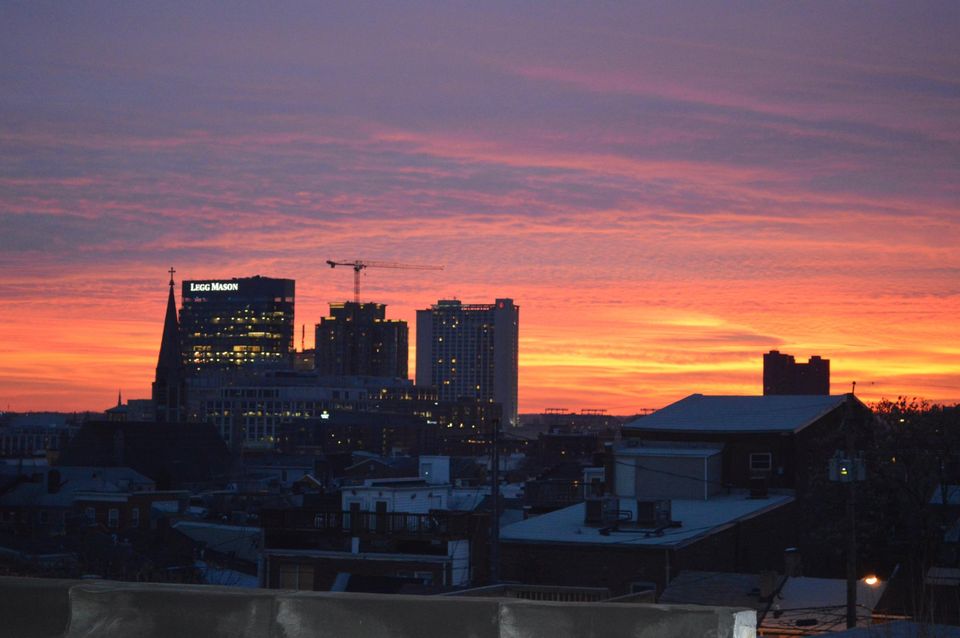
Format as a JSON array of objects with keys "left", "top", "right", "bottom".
[{"left": 851, "top": 381, "right": 856, "bottom": 394}]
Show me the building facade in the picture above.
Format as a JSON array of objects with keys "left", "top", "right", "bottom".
[
  {"left": 314, "top": 302, "right": 407, "bottom": 379},
  {"left": 180, "top": 276, "right": 295, "bottom": 372},
  {"left": 762, "top": 350, "right": 830, "bottom": 395},
  {"left": 415, "top": 299, "right": 519, "bottom": 427}
]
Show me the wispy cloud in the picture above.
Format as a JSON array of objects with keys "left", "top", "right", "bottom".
[{"left": 1, "top": 2, "right": 958, "bottom": 411}]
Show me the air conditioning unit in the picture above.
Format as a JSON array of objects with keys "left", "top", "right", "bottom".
[
  {"left": 635, "top": 499, "right": 671, "bottom": 528},
  {"left": 585, "top": 496, "right": 619, "bottom": 526}
]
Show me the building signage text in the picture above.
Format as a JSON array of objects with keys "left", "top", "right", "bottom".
[{"left": 189, "top": 282, "right": 239, "bottom": 292}]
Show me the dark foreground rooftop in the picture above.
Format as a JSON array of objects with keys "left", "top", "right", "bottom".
[{"left": 1, "top": 576, "right": 755, "bottom": 638}]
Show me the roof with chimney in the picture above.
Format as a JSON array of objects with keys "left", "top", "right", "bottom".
[{"left": 0, "top": 466, "right": 154, "bottom": 508}]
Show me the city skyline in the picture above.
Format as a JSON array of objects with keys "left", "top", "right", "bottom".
[{"left": 2, "top": 3, "right": 958, "bottom": 412}]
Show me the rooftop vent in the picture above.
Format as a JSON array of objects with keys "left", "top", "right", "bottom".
[
  {"left": 635, "top": 499, "right": 671, "bottom": 528},
  {"left": 584, "top": 496, "right": 619, "bottom": 526}
]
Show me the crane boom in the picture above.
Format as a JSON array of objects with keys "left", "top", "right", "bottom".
[{"left": 326, "top": 259, "right": 443, "bottom": 303}]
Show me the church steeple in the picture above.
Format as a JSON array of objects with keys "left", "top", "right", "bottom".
[
  {"left": 156, "top": 267, "right": 182, "bottom": 372},
  {"left": 152, "top": 267, "right": 186, "bottom": 422}
]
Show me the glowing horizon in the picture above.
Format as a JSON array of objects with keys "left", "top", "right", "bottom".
[{"left": 1, "top": 4, "right": 958, "bottom": 413}]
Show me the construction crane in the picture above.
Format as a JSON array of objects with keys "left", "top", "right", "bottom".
[{"left": 326, "top": 259, "right": 443, "bottom": 303}]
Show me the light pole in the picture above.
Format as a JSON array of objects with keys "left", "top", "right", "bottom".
[{"left": 828, "top": 394, "right": 867, "bottom": 629}]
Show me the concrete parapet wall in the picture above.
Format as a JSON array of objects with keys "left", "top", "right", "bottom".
[
  {"left": 0, "top": 576, "right": 75, "bottom": 638},
  {"left": 0, "top": 576, "right": 756, "bottom": 638}
]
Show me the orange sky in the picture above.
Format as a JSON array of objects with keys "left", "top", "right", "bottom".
[{"left": 1, "top": 4, "right": 958, "bottom": 413}]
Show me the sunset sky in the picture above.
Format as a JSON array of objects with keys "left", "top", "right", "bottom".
[{"left": 1, "top": 3, "right": 958, "bottom": 413}]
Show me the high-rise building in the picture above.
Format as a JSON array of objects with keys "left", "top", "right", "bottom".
[
  {"left": 314, "top": 302, "right": 408, "bottom": 378},
  {"left": 179, "top": 276, "right": 295, "bottom": 372},
  {"left": 763, "top": 350, "right": 830, "bottom": 395},
  {"left": 416, "top": 299, "right": 519, "bottom": 427},
  {"left": 152, "top": 270, "right": 187, "bottom": 422}
]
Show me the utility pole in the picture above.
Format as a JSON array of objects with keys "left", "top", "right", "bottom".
[
  {"left": 490, "top": 417, "right": 501, "bottom": 584},
  {"left": 829, "top": 394, "right": 866, "bottom": 629},
  {"left": 845, "top": 459, "right": 857, "bottom": 629}
]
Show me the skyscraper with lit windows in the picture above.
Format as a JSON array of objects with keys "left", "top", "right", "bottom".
[
  {"left": 416, "top": 299, "right": 519, "bottom": 427},
  {"left": 314, "top": 302, "right": 408, "bottom": 378},
  {"left": 179, "top": 276, "right": 295, "bottom": 372}
]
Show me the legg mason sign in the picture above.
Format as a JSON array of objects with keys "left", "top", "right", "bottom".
[{"left": 189, "top": 281, "right": 240, "bottom": 292}]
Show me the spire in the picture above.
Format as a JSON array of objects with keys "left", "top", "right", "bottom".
[
  {"left": 156, "top": 267, "right": 182, "bottom": 372},
  {"left": 117, "top": 389, "right": 122, "bottom": 407},
  {"left": 153, "top": 267, "right": 186, "bottom": 423}
]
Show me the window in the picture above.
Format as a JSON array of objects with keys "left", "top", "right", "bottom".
[
  {"left": 84, "top": 507, "right": 96, "bottom": 524},
  {"left": 278, "top": 563, "right": 314, "bottom": 590},
  {"left": 750, "top": 453, "right": 773, "bottom": 472},
  {"left": 130, "top": 508, "right": 140, "bottom": 528},
  {"left": 108, "top": 508, "right": 119, "bottom": 529}
]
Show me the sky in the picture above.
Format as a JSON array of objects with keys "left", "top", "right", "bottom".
[{"left": 1, "top": 2, "right": 958, "bottom": 414}]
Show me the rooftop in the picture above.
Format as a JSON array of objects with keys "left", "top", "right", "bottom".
[
  {"left": 501, "top": 491, "right": 795, "bottom": 548},
  {"left": 0, "top": 467, "right": 155, "bottom": 508},
  {"left": 624, "top": 394, "right": 849, "bottom": 434},
  {"left": 172, "top": 522, "right": 262, "bottom": 564},
  {"left": 660, "top": 570, "right": 889, "bottom": 634}
]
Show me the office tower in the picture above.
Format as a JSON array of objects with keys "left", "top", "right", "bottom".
[
  {"left": 179, "top": 276, "right": 295, "bottom": 372},
  {"left": 416, "top": 299, "right": 519, "bottom": 427},
  {"left": 763, "top": 350, "right": 830, "bottom": 395},
  {"left": 314, "top": 302, "right": 408, "bottom": 378},
  {"left": 152, "top": 270, "right": 187, "bottom": 422}
]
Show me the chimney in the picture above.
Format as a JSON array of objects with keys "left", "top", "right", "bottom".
[
  {"left": 759, "top": 570, "right": 779, "bottom": 600},
  {"left": 784, "top": 547, "right": 802, "bottom": 577}
]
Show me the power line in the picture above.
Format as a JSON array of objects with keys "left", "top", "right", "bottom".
[{"left": 614, "top": 459, "right": 727, "bottom": 487}]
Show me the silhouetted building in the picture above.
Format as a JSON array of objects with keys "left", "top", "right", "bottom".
[
  {"left": 416, "top": 299, "right": 519, "bottom": 427},
  {"left": 180, "top": 276, "right": 295, "bottom": 372},
  {"left": 763, "top": 350, "right": 830, "bottom": 395},
  {"left": 153, "top": 271, "right": 187, "bottom": 422},
  {"left": 196, "top": 372, "right": 454, "bottom": 454},
  {"left": 0, "top": 412, "right": 78, "bottom": 458},
  {"left": 621, "top": 393, "right": 863, "bottom": 490},
  {"left": 57, "top": 420, "right": 231, "bottom": 490},
  {"left": 314, "top": 302, "right": 407, "bottom": 379},
  {"left": 279, "top": 410, "right": 438, "bottom": 457},
  {"left": 106, "top": 395, "right": 154, "bottom": 422}
]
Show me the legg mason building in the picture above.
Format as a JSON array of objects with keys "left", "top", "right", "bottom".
[{"left": 180, "top": 276, "right": 295, "bottom": 372}]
